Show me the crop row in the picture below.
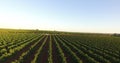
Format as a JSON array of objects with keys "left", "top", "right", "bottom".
[{"left": 0, "top": 33, "right": 120, "bottom": 63}]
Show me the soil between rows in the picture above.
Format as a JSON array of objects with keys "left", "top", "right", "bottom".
[
  {"left": 1, "top": 36, "right": 43, "bottom": 63},
  {"left": 21, "top": 36, "right": 47, "bottom": 63},
  {"left": 52, "top": 36, "right": 63, "bottom": 63},
  {"left": 36, "top": 35, "right": 50, "bottom": 63}
]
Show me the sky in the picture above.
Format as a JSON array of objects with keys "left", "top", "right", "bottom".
[{"left": 0, "top": 0, "right": 120, "bottom": 33}]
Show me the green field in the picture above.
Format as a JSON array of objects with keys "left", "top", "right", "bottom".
[{"left": 0, "top": 29, "right": 120, "bottom": 63}]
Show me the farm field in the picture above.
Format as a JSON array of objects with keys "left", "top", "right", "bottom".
[{"left": 0, "top": 29, "right": 120, "bottom": 63}]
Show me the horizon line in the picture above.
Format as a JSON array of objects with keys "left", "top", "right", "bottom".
[{"left": 0, "top": 27, "right": 118, "bottom": 34}]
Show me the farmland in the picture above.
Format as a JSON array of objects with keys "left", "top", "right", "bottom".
[{"left": 0, "top": 29, "right": 120, "bottom": 63}]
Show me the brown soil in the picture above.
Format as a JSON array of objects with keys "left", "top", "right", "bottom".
[
  {"left": 1, "top": 36, "right": 43, "bottom": 63},
  {"left": 59, "top": 36, "right": 87, "bottom": 63},
  {"left": 21, "top": 36, "right": 47, "bottom": 63},
  {"left": 52, "top": 36, "right": 63, "bottom": 63},
  {"left": 55, "top": 36, "right": 75, "bottom": 63},
  {"left": 36, "top": 35, "right": 50, "bottom": 63}
]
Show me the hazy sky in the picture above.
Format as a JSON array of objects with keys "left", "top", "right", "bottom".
[{"left": 0, "top": 0, "right": 120, "bottom": 33}]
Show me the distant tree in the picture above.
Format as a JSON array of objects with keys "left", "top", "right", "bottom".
[{"left": 113, "top": 33, "right": 120, "bottom": 37}]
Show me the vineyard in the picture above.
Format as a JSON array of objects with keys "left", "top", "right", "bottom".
[{"left": 0, "top": 29, "right": 120, "bottom": 63}]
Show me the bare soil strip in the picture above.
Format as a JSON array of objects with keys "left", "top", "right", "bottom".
[
  {"left": 55, "top": 36, "right": 77, "bottom": 63},
  {"left": 2, "top": 36, "right": 43, "bottom": 63},
  {"left": 36, "top": 35, "right": 50, "bottom": 63},
  {"left": 21, "top": 36, "right": 47, "bottom": 63},
  {"left": 52, "top": 36, "right": 63, "bottom": 63}
]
